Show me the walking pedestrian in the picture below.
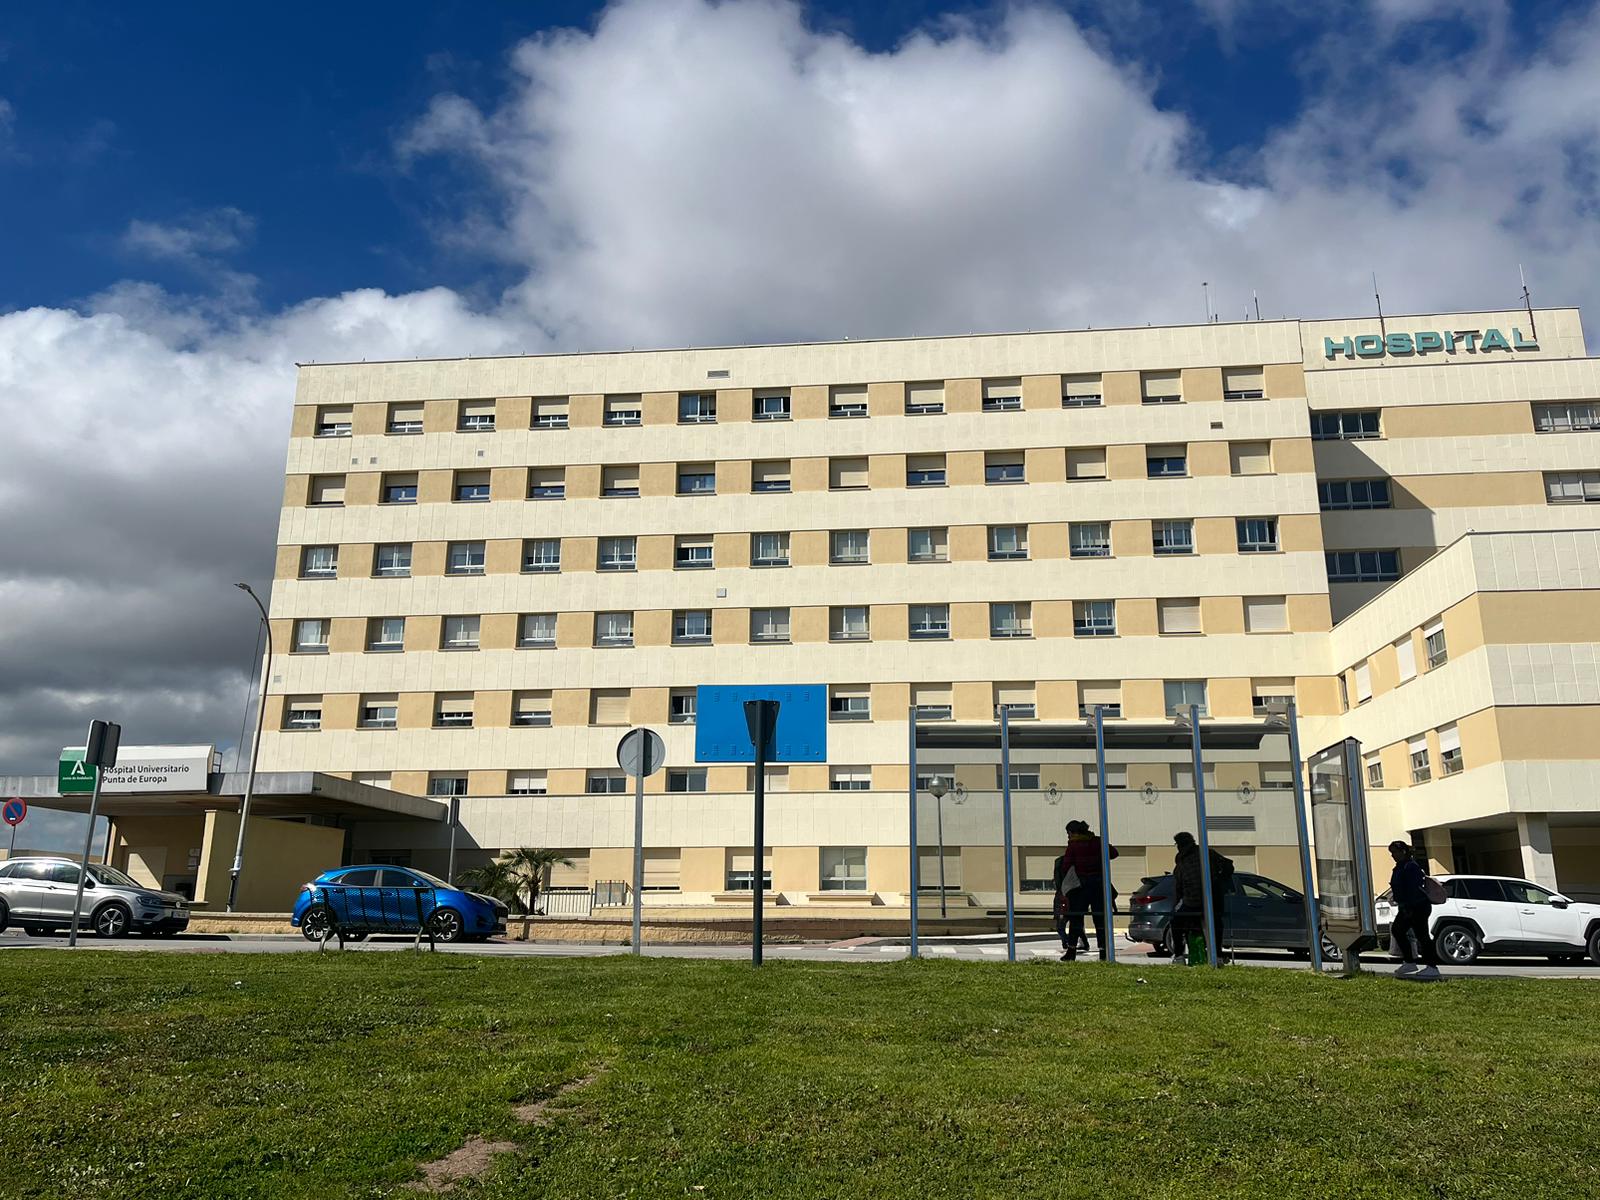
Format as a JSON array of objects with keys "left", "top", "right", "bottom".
[
  {"left": 1053, "top": 820, "right": 1119, "bottom": 961},
  {"left": 1171, "top": 832, "right": 1234, "bottom": 963},
  {"left": 1388, "top": 840, "right": 1441, "bottom": 979}
]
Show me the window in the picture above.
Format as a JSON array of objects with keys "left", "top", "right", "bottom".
[
  {"left": 309, "top": 475, "right": 346, "bottom": 506},
  {"left": 512, "top": 692, "right": 552, "bottom": 727},
  {"left": 1073, "top": 600, "right": 1116, "bottom": 637},
  {"left": 996, "top": 765, "right": 1041, "bottom": 791},
  {"left": 1069, "top": 522, "right": 1109, "bottom": 559},
  {"left": 601, "top": 465, "right": 640, "bottom": 498},
  {"left": 374, "top": 543, "right": 411, "bottom": 578},
  {"left": 820, "top": 847, "right": 868, "bottom": 891},
  {"left": 1147, "top": 445, "right": 1187, "bottom": 477},
  {"left": 830, "top": 529, "right": 869, "bottom": 564},
  {"left": 1354, "top": 661, "right": 1372, "bottom": 704},
  {"left": 675, "top": 536, "right": 713, "bottom": 569},
  {"left": 1171, "top": 765, "right": 1217, "bottom": 792},
  {"left": 1079, "top": 682, "right": 1121, "bottom": 719},
  {"left": 673, "top": 609, "right": 712, "bottom": 645},
  {"left": 587, "top": 770, "right": 627, "bottom": 794},
  {"left": 1158, "top": 598, "right": 1201, "bottom": 635},
  {"left": 1544, "top": 470, "right": 1600, "bottom": 504},
  {"left": 679, "top": 392, "right": 717, "bottom": 424},
  {"left": 529, "top": 468, "right": 565, "bottom": 500},
  {"left": 725, "top": 850, "right": 772, "bottom": 892},
  {"left": 752, "top": 460, "right": 791, "bottom": 493},
  {"left": 750, "top": 608, "right": 790, "bottom": 643},
  {"left": 1243, "top": 596, "right": 1287, "bottom": 633},
  {"left": 518, "top": 613, "right": 556, "bottom": 648},
  {"left": 907, "top": 454, "right": 946, "bottom": 487},
  {"left": 1236, "top": 518, "right": 1279, "bottom": 553},
  {"left": 829, "top": 606, "right": 869, "bottom": 642},
  {"left": 989, "top": 524, "right": 1028, "bottom": 560},
  {"left": 1408, "top": 736, "right": 1431, "bottom": 784},
  {"left": 1164, "top": 680, "right": 1208, "bottom": 717},
  {"left": 595, "top": 612, "right": 634, "bottom": 647},
  {"left": 314, "top": 405, "right": 352, "bottom": 437},
  {"left": 1062, "top": 374, "right": 1102, "bottom": 407},
  {"left": 753, "top": 391, "right": 791, "bottom": 421},
  {"left": 1311, "top": 410, "right": 1380, "bottom": 440},
  {"left": 590, "top": 690, "right": 630, "bottom": 726},
  {"left": 523, "top": 538, "right": 560, "bottom": 573},
  {"left": 508, "top": 771, "right": 548, "bottom": 795},
  {"left": 300, "top": 545, "right": 338, "bottom": 579},
  {"left": 1019, "top": 849, "right": 1057, "bottom": 892},
  {"left": 458, "top": 400, "right": 495, "bottom": 432},
  {"left": 908, "top": 527, "right": 948, "bottom": 562},
  {"left": 603, "top": 394, "right": 642, "bottom": 426},
  {"left": 984, "top": 452, "right": 1024, "bottom": 485},
  {"left": 1067, "top": 448, "right": 1107, "bottom": 479},
  {"left": 292, "top": 618, "right": 329, "bottom": 654},
  {"left": 598, "top": 536, "right": 637, "bottom": 572},
  {"left": 1222, "top": 366, "right": 1265, "bottom": 400},
  {"left": 912, "top": 684, "right": 953, "bottom": 722},
  {"left": 1395, "top": 636, "right": 1417, "bottom": 683},
  {"left": 982, "top": 379, "right": 1022, "bottom": 412},
  {"left": 360, "top": 696, "right": 398, "bottom": 729},
  {"left": 446, "top": 541, "right": 486, "bottom": 575},
  {"left": 751, "top": 532, "right": 790, "bottom": 567},
  {"left": 284, "top": 697, "right": 322, "bottom": 730},
  {"left": 909, "top": 604, "right": 949, "bottom": 640},
  {"left": 1085, "top": 764, "right": 1128, "bottom": 791},
  {"left": 1438, "top": 724, "right": 1463, "bottom": 776},
  {"left": 990, "top": 602, "right": 1031, "bottom": 638},
  {"left": 1230, "top": 442, "right": 1272, "bottom": 476},
  {"left": 830, "top": 385, "right": 868, "bottom": 418},
  {"left": 387, "top": 403, "right": 423, "bottom": 434},
  {"left": 830, "top": 457, "right": 868, "bottom": 490},
  {"left": 532, "top": 398, "right": 569, "bottom": 429},
  {"left": 380, "top": 473, "right": 416, "bottom": 505},
  {"left": 434, "top": 694, "right": 474, "bottom": 729},
  {"left": 1319, "top": 479, "right": 1392, "bottom": 510},
  {"left": 829, "top": 686, "right": 870, "bottom": 722},
  {"left": 677, "top": 464, "right": 716, "bottom": 495},
  {"left": 1326, "top": 550, "right": 1401, "bottom": 583},
  {"left": 1251, "top": 679, "right": 1295, "bottom": 716},
  {"left": 441, "top": 615, "right": 480, "bottom": 650},
  {"left": 367, "top": 616, "right": 405, "bottom": 651},
  {"left": 1153, "top": 520, "right": 1193, "bottom": 556},
  {"left": 1338, "top": 674, "right": 1350, "bottom": 711},
  {"left": 994, "top": 684, "right": 1036, "bottom": 721},
  {"left": 1141, "top": 370, "right": 1181, "bottom": 404},
  {"left": 1532, "top": 402, "right": 1599, "bottom": 433},
  {"left": 667, "top": 768, "right": 708, "bottom": 793},
  {"left": 669, "top": 690, "right": 696, "bottom": 725},
  {"left": 453, "top": 471, "right": 490, "bottom": 502},
  {"left": 1364, "top": 752, "right": 1385, "bottom": 789},
  {"left": 1424, "top": 618, "right": 1447, "bottom": 669},
  {"left": 905, "top": 382, "right": 945, "bottom": 415},
  {"left": 830, "top": 767, "right": 871, "bottom": 791},
  {"left": 429, "top": 774, "right": 468, "bottom": 798}
]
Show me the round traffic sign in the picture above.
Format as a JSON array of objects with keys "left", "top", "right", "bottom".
[
  {"left": 2, "top": 797, "right": 25, "bottom": 827},
  {"left": 616, "top": 728, "right": 666, "bottom": 778}
]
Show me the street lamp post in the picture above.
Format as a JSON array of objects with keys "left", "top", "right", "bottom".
[
  {"left": 928, "top": 775, "right": 950, "bottom": 918},
  {"left": 228, "top": 582, "right": 272, "bottom": 912}
]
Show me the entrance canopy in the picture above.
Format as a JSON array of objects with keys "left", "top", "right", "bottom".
[{"left": 0, "top": 770, "right": 448, "bottom": 822}]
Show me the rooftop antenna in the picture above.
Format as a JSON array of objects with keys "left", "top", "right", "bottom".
[
  {"left": 1202, "top": 281, "right": 1211, "bottom": 323},
  {"left": 1372, "top": 272, "right": 1386, "bottom": 339},
  {"left": 1253, "top": 290, "right": 1261, "bottom": 321},
  {"left": 1519, "top": 264, "right": 1538, "bottom": 341}
]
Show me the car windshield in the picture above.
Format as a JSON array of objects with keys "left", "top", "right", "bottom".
[
  {"left": 407, "top": 868, "right": 451, "bottom": 888},
  {"left": 90, "top": 865, "right": 141, "bottom": 888}
]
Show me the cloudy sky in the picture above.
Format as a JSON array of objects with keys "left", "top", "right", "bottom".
[{"left": 3, "top": 0, "right": 1599, "bottom": 847}]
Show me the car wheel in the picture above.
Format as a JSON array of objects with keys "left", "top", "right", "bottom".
[
  {"left": 93, "top": 903, "right": 132, "bottom": 939},
  {"left": 1319, "top": 934, "right": 1343, "bottom": 964},
  {"left": 0, "top": 899, "right": 8, "bottom": 934},
  {"left": 1434, "top": 923, "right": 1480, "bottom": 965},
  {"left": 22, "top": 924, "right": 45, "bottom": 937},
  {"left": 1158, "top": 928, "right": 1177, "bottom": 957},
  {"left": 428, "top": 907, "right": 464, "bottom": 943},
  {"left": 299, "top": 904, "right": 334, "bottom": 942},
  {"left": 1587, "top": 927, "right": 1600, "bottom": 967}
]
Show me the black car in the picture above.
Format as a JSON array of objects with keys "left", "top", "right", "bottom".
[{"left": 1127, "top": 870, "right": 1341, "bottom": 960}]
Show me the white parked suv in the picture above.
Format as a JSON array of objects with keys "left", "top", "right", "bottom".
[{"left": 1375, "top": 874, "right": 1600, "bottom": 965}]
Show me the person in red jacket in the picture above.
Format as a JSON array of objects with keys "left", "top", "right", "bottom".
[{"left": 1052, "top": 820, "right": 1119, "bottom": 961}]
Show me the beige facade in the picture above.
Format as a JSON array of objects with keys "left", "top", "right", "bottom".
[{"left": 257, "top": 308, "right": 1600, "bottom": 908}]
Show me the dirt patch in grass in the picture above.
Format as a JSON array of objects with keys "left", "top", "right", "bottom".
[
  {"left": 512, "top": 1069, "right": 603, "bottom": 1126},
  {"left": 406, "top": 1137, "right": 520, "bottom": 1193}
]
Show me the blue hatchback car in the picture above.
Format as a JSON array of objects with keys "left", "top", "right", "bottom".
[{"left": 292, "top": 865, "right": 507, "bottom": 943}]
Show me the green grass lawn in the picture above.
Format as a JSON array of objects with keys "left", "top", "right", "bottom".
[{"left": 0, "top": 952, "right": 1595, "bottom": 1199}]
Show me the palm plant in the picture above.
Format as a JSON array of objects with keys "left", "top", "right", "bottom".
[
  {"left": 502, "top": 847, "right": 575, "bottom": 915},
  {"left": 454, "top": 857, "right": 522, "bottom": 910}
]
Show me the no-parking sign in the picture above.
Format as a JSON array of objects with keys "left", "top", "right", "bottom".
[{"left": 2, "top": 797, "right": 25, "bottom": 826}]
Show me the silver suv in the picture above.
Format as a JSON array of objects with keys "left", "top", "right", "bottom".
[{"left": 0, "top": 857, "right": 191, "bottom": 938}]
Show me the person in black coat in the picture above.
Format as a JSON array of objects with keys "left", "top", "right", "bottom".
[{"left": 1388, "top": 840, "right": 1440, "bottom": 974}]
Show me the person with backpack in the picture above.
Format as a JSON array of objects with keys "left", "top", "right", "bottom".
[
  {"left": 1170, "top": 831, "right": 1234, "bottom": 963},
  {"left": 1053, "top": 820, "right": 1119, "bottom": 961},
  {"left": 1388, "top": 840, "right": 1442, "bottom": 979}
]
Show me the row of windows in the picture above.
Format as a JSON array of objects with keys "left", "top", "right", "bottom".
[
  {"left": 308, "top": 368, "right": 1278, "bottom": 438},
  {"left": 1341, "top": 617, "right": 1448, "bottom": 710},
  {"left": 1313, "top": 402, "right": 1600, "bottom": 443},
  {"left": 286, "top": 594, "right": 1296, "bottom": 655},
  {"left": 1362, "top": 721, "right": 1462, "bottom": 788}
]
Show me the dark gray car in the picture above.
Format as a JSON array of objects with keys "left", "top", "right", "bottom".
[
  {"left": 0, "top": 857, "right": 190, "bottom": 938},
  {"left": 1126, "top": 870, "right": 1341, "bottom": 960}
]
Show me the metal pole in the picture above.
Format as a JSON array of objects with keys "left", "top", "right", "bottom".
[
  {"left": 446, "top": 797, "right": 460, "bottom": 885},
  {"left": 1286, "top": 702, "right": 1323, "bottom": 972},
  {"left": 751, "top": 704, "right": 768, "bottom": 968},
  {"left": 907, "top": 706, "right": 920, "bottom": 958},
  {"left": 935, "top": 784, "right": 948, "bottom": 921},
  {"left": 67, "top": 767, "right": 105, "bottom": 947},
  {"left": 228, "top": 583, "right": 273, "bottom": 912},
  {"left": 631, "top": 760, "right": 645, "bottom": 956},
  {"left": 999, "top": 706, "right": 1017, "bottom": 962},
  {"left": 1189, "top": 704, "right": 1219, "bottom": 968},
  {"left": 1094, "top": 705, "right": 1116, "bottom": 965}
]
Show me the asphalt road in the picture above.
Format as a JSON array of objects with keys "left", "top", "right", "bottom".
[{"left": 2, "top": 927, "right": 1595, "bottom": 977}]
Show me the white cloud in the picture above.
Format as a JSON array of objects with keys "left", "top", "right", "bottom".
[{"left": 121, "top": 206, "right": 257, "bottom": 262}]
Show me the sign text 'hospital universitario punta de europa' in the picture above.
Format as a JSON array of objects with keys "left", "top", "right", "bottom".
[
  {"left": 1324, "top": 327, "right": 1539, "bottom": 360},
  {"left": 57, "top": 745, "right": 214, "bottom": 796}
]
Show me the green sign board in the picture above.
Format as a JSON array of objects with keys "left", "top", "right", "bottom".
[{"left": 58, "top": 750, "right": 96, "bottom": 795}]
